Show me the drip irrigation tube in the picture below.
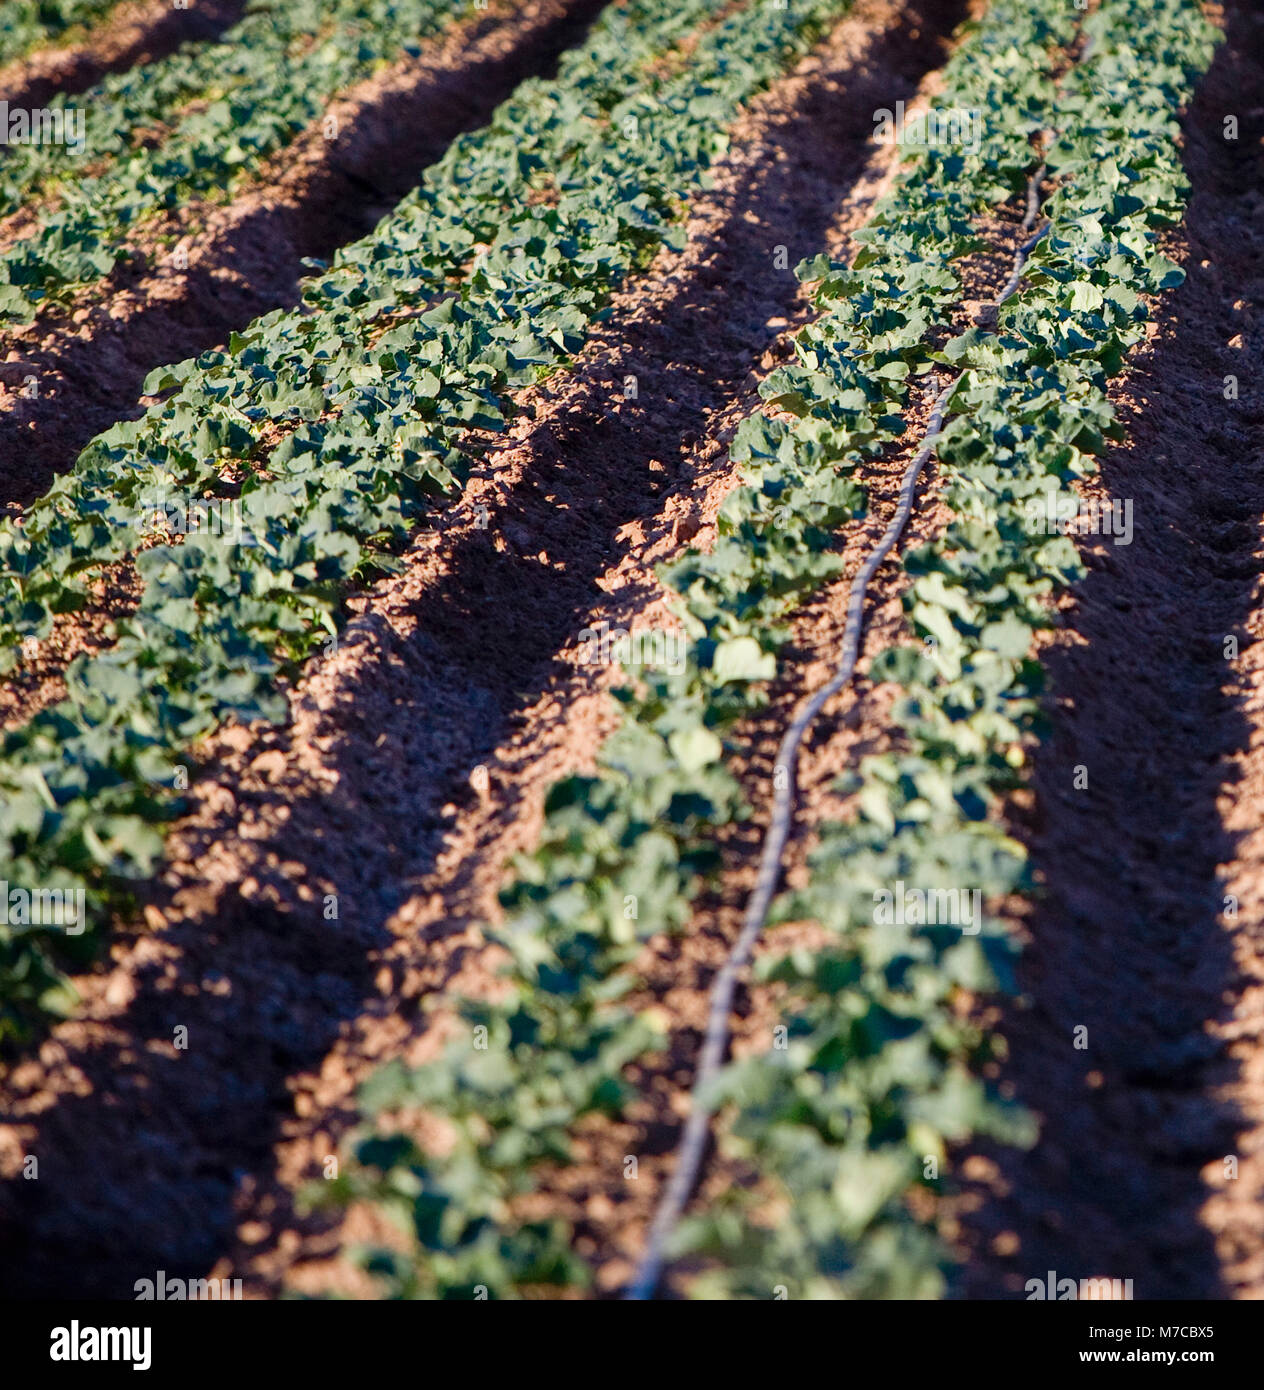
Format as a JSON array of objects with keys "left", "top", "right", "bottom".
[{"left": 627, "top": 169, "right": 1051, "bottom": 1301}]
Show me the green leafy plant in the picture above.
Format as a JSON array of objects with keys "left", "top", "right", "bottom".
[{"left": 0, "top": 0, "right": 857, "bottom": 1037}]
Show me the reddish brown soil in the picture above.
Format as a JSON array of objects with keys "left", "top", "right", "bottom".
[
  {"left": 0, "top": 0, "right": 607, "bottom": 512},
  {"left": 0, "top": 0, "right": 245, "bottom": 110},
  {"left": 0, "top": 0, "right": 969, "bottom": 1298},
  {"left": 950, "top": 0, "right": 1264, "bottom": 1300}
]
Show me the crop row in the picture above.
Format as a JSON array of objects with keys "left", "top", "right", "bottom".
[
  {"left": 0, "top": 0, "right": 853, "bottom": 1038},
  {"left": 0, "top": 0, "right": 483, "bottom": 321},
  {"left": 327, "top": 0, "right": 1219, "bottom": 1299}
]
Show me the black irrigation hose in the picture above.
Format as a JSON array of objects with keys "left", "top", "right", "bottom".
[{"left": 626, "top": 171, "right": 1051, "bottom": 1302}]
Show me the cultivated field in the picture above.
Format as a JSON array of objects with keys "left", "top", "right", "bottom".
[{"left": 0, "top": 0, "right": 1261, "bottom": 1308}]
